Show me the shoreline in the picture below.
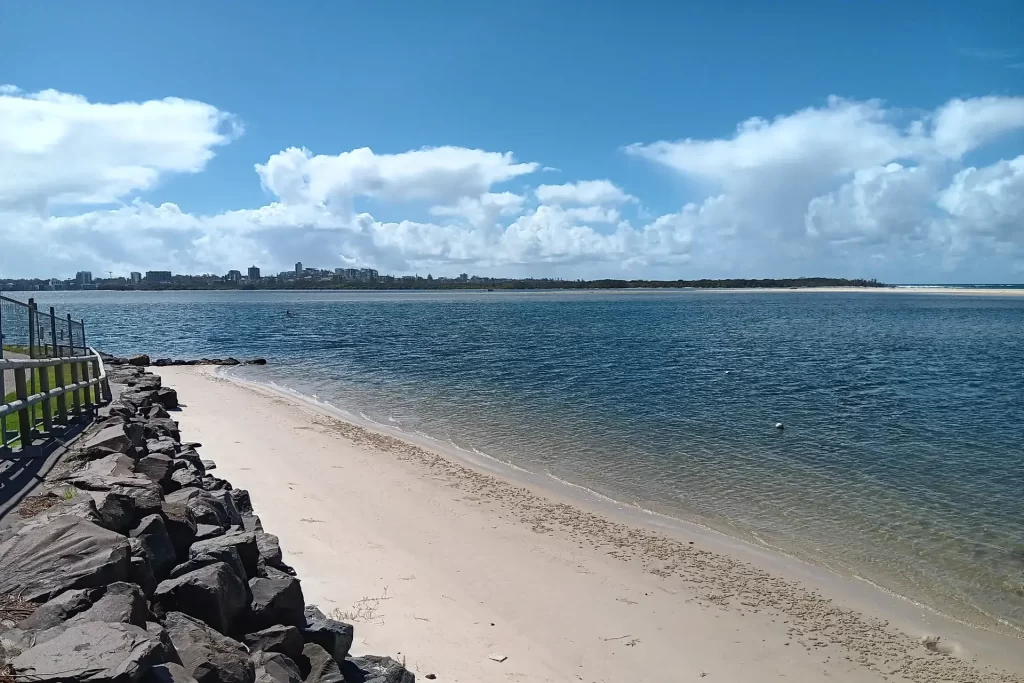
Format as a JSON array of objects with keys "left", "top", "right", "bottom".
[{"left": 156, "top": 365, "right": 1024, "bottom": 682}]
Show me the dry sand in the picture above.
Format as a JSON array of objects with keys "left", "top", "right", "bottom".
[{"left": 156, "top": 366, "right": 1024, "bottom": 683}]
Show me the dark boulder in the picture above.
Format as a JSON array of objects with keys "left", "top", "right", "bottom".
[
  {"left": 154, "top": 387, "right": 179, "bottom": 409},
  {"left": 301, "top": 607, "right": 354, "bottom": 666},
  {"left": 130, "top": 514, "right": 178, "bottom": 579},
  {"left": 223, "top": 358, "right": 241, "bottom": 366},
  {"left": 19, "top": 588, "right": 98, "bottom": 630},
  {"left": 230, "top": 489, "right": 255, "bottom": 516},
  {"left": 128, "top": 537, "right": 159, "bottom": 596},
  {"left": 137, "top": 453, "right": 175, "bottom": 491},
  {"left": 148, "top": 437, "right": 179, "bottom": 456},
  {"left": 242, "top": 625, "right": 303, "bottom": 662},
  {"left": 201, "top": 459, "right": 217, "bottom": 471},
  {"left": 0, "top": 515, "right": 130, "bottom": 601},
  {"left": 144, "top": 417, "right": 181, "bottom": 442},
  {"left": 142, "top": 662, "right": 200, "bottom": 683},
  {"left": 160, "top": 498, "right": 198, "bottom": 559},
  {"left": 300, "top": 643, "right": 344, "bottom": 683},
  {"left": 121, "top": 390, "right": 156, "bottom": 411},
  {"left": 195, "top": 523, "right": 226, "bottom": 541},
  {"left": 129, "top": 354, "right": 151, "bottom": 366},
  {"left": 201, "top": 476, "right": 232, "bottom": 492},
  {"left": 341, "top": 656, "right": 415, "bottom": 683},
  {"left": 111, "top": 482, "right": 164, "bottom": 517},
  {"left": 154, "top": 562, "right": 248, "bottom": 634},
  {"left": 247, "top": 568, "right": 306, "bottom": 630},
  {"left": 255, "top": 531, "right": 294, "bottom": 575},
  {"left": 164, "top": 611, "right": 254, "bottom": 683},
  {"left": 171, "top": 467, "right": 203, "bottom": 489},
  {"left": 127, "top": 422, "right": 147, "bottom": 449},
  {"left": 246, "top": 358, "right": 268, "bottom": 365},
  {"left": 253, "top": 651, "right": 303, "bottom": 683},
  {"left": 49, "top": 581, "right": 149, "bottom": 630},
  {"left": 165, "top": 488, "right": 233, "bottom": 530},
  {"left": 190, "top": 532, "right": 259, "bottom": 579},
  {"left": 242, "top": 515, "right": 264, "bottom": 533},
  {"left": 12, "top": 621, "right": 178, "bottom": 682},
  {"left": 87, "top": 489, "right": 137, "bottom": 533},
  {"left": 82, "top": 423, "right": 133, "bottom": 456},
  {"left": 170, "top": 545, "right": 246, "bottom": 585},
  {"left": 146, "top": 404, "right": 172, "bottom": 420}
]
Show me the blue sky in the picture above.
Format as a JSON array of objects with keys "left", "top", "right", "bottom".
[{"left": 2, "top": 1, "right": 1023, "bottom": 281}]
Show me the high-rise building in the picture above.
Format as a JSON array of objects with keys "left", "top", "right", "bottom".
[
  {"left": 145, "top": 271, "right": 173, "bottom": 284},
  {"left": 130, "top": 272, "right": 142, "bottom": 285},
  {"left": 248, "top": 265, "right": 261, "bottom": 281},
  {"left": 226, "top": 269, "right": 242, "bottom": 283},
  {"left": 295, "top": 262, "right": 303, "bottom": 275},
  {"left": 76, "top": 271, "right": 93, "bottom": 286}
]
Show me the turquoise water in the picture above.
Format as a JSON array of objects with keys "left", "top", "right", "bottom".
[{"left": 19, "top": 289, "right": 1024, "bottom": 632}]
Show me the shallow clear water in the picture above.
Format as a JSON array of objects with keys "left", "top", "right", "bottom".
[{"left": 19, "top": 289, "right": 1024, "bottom": 631}]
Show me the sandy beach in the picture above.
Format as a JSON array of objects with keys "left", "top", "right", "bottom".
[{"left": 155, "top": 366, "right": 1024, "bottom": 683}]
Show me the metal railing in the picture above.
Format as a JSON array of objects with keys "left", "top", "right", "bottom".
[
  {"left": 0, "top": 348, "right": 109, "bottom": 458},
  {"left": 0, "top": 294, "right": 88, "bottom": 359}
]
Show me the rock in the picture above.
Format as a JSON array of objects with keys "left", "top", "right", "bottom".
[
  {"left": 201, "top": 476, "right": 232, "bottom": 492},
  {"left": 164, "top": 611, "right": 254, "bottom": 683},
  {"left": 174, "top": 449, "right": 206, "bottom": 475},
  {"left": 130, "top": 374, "right": 162, "bottom": 391},
  {"left": 154, "top": 387, "right": 179, "bottom": 409},
  {"left": 148, "top": 437, "right": 179, "bottom": 456},
  {"left": 301, "top": 606, "right": 353, "bottom": 665},
  {"left": 154, "top": 562, "right": 248, "bottom": 634},
  {"left": 13, "top": 621, "right": 177, "bottom": 682},
  {"left": 61, "top": 455, "right": 164, "bottom": 515},
  {"left": 131, "top": 514, "right": 178, "bottom": 579},
  {"left": 129, "top": 353, "right": 151, "bottom": 366},
  {"left": 146, "top": 404, "right": 172, "bottom": 420},
  {"left": 153, "top": 359, "right": 173, "bottom": 367},
  {"left": 253, "top": 651, "right": 302, "bottom": 683},
  {"left": 143, "top": 662, "right": 200, "bottom": 683},
  {"left": 190, "top": 532, "right": 259, "bottom": 579},
  {"left": 111, "top": 482, "right": 164, "bottom": 517},
  {"left": 223, "top": 358, "right": 241, "bottom": 366},
  {"left": 487, "top": 653, "right": 507, "bottom": 663},
  {"left": 201, "top": 459, "right": 217, "bottom": 471},
  {"left": 242, "top": 515, "right": 264, "bottom": 533},
  {"left": 160, "top": 499, "right": 198, "bottom": 559},
  {"left": 88, "top": 489, "right": 136, "bottom": 533},
  {"left": 165, "top": 488, "right": 234, "bottom": 530},
  {"left": 242, "top": 625, "right": 304, "bottom": 662},
  {"left": 195, "top": 523, "right": 225, "bottom": 541},
  {"left": 230, "top": 489, "right": 255, "bottom": 516},
  {"left": 98, "top": 404, "right": 134, "bottom": 421},
  {"left": 170, "top": 544, "right": 246, "bottom": 583},
  {"left": 19, "top": 588, "right": 98, "bottom": 630},
  {"left": 128, "top": 537, "right": 159, "bottom": 596},
  {"left": 0, "top": 516, "right": 130, "bottom": 601},
  {"left": 211, "top": 490, "right": 243, "bottom": 527},
  {"left": 247, "top": 568, "right": 306, "bottom": 630},
  {"left": 16, "top": 495, "right": 102, "bottom": 532},
  {"left": 57, "top": 581, "right": 149, "bottom": 629},
  {"left": 127, "top": 422, "right": 148, "bottom": 449},
  {"left": 246, "top": 358, "right": 268, "bottom": 365},
  {"left": 300, "top": 643, "right": 344, "bottom": 683},
  {"left": 137, "top": 453, "right": 175, "bottom": 491},
  {"left": 255, "top": 531, "right": 295, "bottom": 574},
  {"left": 145, "top": 417, "right": 181, "bottom": 442},
  {"left": 341, "top": 656, "right": 416, "bottom": 683},
  {"left": 172, "top": 467, "right": 203, "bottom": 489},
  {"left": 82, "top": 423, "right": 133, "bottom": 456},
  {"left": 121, "top": 390, "right": 156, "bottom": 411}
]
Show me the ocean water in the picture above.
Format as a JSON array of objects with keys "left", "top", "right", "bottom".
[{"left": 16, "top": 289, "right": 1024, "bottom": 632}]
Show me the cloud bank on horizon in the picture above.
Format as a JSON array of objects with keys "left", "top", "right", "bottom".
[{"left": 1, "top": 85, "right": 1023, "bottom": 282}]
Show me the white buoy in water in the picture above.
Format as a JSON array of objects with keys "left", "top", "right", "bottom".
[
  {"left": 725, "top": 370, "right": 732, "bottom": 375},
  {"left": 775, "top": 422, "right": 785, "bottom": 430}
]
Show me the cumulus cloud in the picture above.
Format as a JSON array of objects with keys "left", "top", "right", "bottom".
[
  {"left": 1, "top": 86, "right": 1023, "bottom": 281},
  {"left": 534, "top": 180, "right": 636, "bottom": 205},
  {"left": 0, "top": 85, "right": 239, "bottom": 212}
]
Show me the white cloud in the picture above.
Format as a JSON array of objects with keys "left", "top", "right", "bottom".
[
  {"left": 1, "top": 86, "right": 1023, "bottom": 282},
  {"left": 535, "top": 179, "right": 635, "bottom": 205},
  {"left": 0, "top": 86, "right": 238, "bottom": 212}
]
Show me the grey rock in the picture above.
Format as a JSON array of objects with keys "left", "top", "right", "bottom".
[
  {"left": 0, "top": 516, "right": 130, "bottom": 601},
  {"left": 174, "top": 449, "right": 206, "bottom": 475},
  {"left": 165, "top": 488, "right": 232, "bottom": 531},
  {"left": 190, "top": 532, "right": 259, "bottom": 579},
  {"left": 171, "top": 545, "right": 246, "bottom": 584},
  {"left": 201, "top": 476, "right": 232, "bottom": 492},
  {"left": 154, "top": 562, "right": 248, "bottom": 634},
  {"left": 171, "top": 467, "right": 203, "bottom": 489},
  {"left": 301, "top": 607, "right": 354, "bottom": 666},
  {"left": 242, "top": 625, "right": 303, "bottom": 662},
  {"left": 230, "top": 489, "right": 255, "bottom": 516},
  {"left": 57, "top": 581, "right": 148, "bottom": 629},
  {"left": 88, "top": 489, "right": 136, "bottom": 533},
  {"left": 146, "top": 404, "right": 171, "bottom": 420},
  {"left": 160, "top": 499, "right": 198, "bottom": 558},
  {"left": 128, "top": 537, "right": 159, "bottom": 596},
  {"left": 131, "top": 514, "right": 178, "bottom": 579},
  {"left": 246, "top": 358, "right": 268, "bottom": 365},
  {"left": 242, "top": 515, "right": 264, "bottom": 533},
  {"left": 148, "top": 437, "right": 179, "bottom": 456},
  {"left": 144, "top": 417, "right": 181, "bottom": 442},
  {"left": 154, "top": 387, "right": 179, "bottom": 409},
  {"left": 164, "top": 611, "right": 254, "bottom": 683},
  {"left": 201, "top": 459, "right": 217, "bottom": 471},
  {"left": 211, "top": 489, "right": 243, "bottom": 526},
  {"left": 19, "top": 588, "right": 98, "bottom": 631},
  {"left": 301, "top": 643, "right": 344, "bottom": 683},
  {"left": 248, "top": 568, "right": 306, "bottom": 630},
  {"left": 137, "top": 453, "right": 175, "bottom": 491},
  {"left": 120, "top": 389, "right": 156, "bottom": 411},
  {"left": 12, "top": 621, "right": 177, "bottom": 682},
  {"left": 83, "top": 423, "right": 132, "bottom": 456},
  {"left": 341, "top": 656, "right": 415, "bottom": 683},
  {"left": 18, "top": 495, "right": 102, "bottom": 532},
  {"left": 194, "top": 523, "right": 225, "bottom": 541},
  {"left": 253, "top": 651, "right": 302, "bottom": 683},
  {"left": 98, "top": 404, "right": 134, "bottom": 421},
  {"left": 256, "top": 531, "right": 294, "bottom": 575},
  {"left": 142, "top": 662, "right": 200, "bottom": 683},
  {"left": 111, "top": 482, "right": 164, "bottom": 516},
  {"left": 127, "top": 422, "right": 147, "bottom": 449},
  {"left": 223, "top": 358, "right": 241, "bottom": 366},
  {"left": 129, "top": 354, "right": 151, "bottom": 366}
]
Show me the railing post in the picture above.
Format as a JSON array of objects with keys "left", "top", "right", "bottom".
[
  {"left": 56, "top": 355, "right": 68, "bottom": 425},
  {"left": 91, "top": 356, "right": 104, "bottom": 406},
  {"left": 50, "top": 307, "right": 60, "bottom": 357},
  {"left": 28, "top": 298, "right": 36, "bottom": 359},
  {"left": 81, "top": 320, "right": 87, "bottom": 357},
  {"left": 15, "top": 366, "right": 32, "bottom": 449},
  {"left": 82, "top": 360, "right": 94, "bottom": 411},
  {"left": 39, "top": 361, "right": 53, "bottom": 434},
  {"left": 67, "top": 314, "right": 74, "bottom": 356},
  {"left": 69, "top": 360, "right": 82, "bottom": 415}
]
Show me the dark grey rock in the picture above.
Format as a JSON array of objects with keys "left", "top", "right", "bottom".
[
  {"left": 194, "top": 523, "right": 225, "bottom": 541},
  {"left": 230, "top": 489, "right": 255, "bottom": 516},
  {"left": 12, "top": 621, "right": 177, "bottom": 682},
  {"left": 154, "top": 387, "right": 179, "bottom": 409},
  {"left": 0, "top": 515, "right": 130, "bottom": 601},
  {"left": 153, "top": 358, "right": 173, "bottom": 368},
  {"left": 301, "top": 643, "right": 344, "bottom": 683},
  {"left": 146, "top": 404, "right": 172, "bottom": 420},
  {"left": 111, "top": 482, "right": 165, "bottom": 516},
  {"left": 211, "top": 489, "right": 243, "bottom": 527},
  {"left": 201, "top": 459, "right": 217, "bottom": 471},
  {"left": 223, "top": 358, "right": 241, "bottom": 366},
  {"left": 253, "top": 651, "right": 303, "bottom": 683},
  {"left": 131, "top": 514, "right": 178, "bottom": 579},
  {"left": 172, "top": 467, "right": 203, "bottom": 489},
  {"left": 341, "top": 656, "right": 415, "bottom": 683},
  {"left": 201, "top": 476, "right": 232, "bottom": 491},
  {"left": 144, "top": 417, "right": 181, "bottom": 442},
  {"left": 171, "top": 545, "right": 246, "bottom": 584},
  {"left": 58, "top": 581, "right": 148, "bottom": 629},
  {"left": 246, "top": 358, "right": 268, "bottom": 365},
  {"left": 129, "top": 354, "right": 151, "bottom": 366},
  {"left": 165, "top": 488, "right": 232, "bottom": 531},
  {"left": 242, "top": 515, "right": 264, "bottom": 533},
  {"left": 138, "top": 453, "right": 175, "bottom": 490},
  {"left": 160, "top": 498, "right": 198, "bottom": 558},
  {"left": 301, "top": 607, "right": 354, "bottom": 666},
  {"left": 129, "top": 537, "right": 159, "bottom": 596},
  {"left": 19, "top": 588, "right": 98, "bottom": 630},
  {"left": 82, "top": 423, "right": 132, "bottom": 456},
  {"left": 142, "top": 662, "right": 200, "bottom": 683},
  {"left": 154, "top": 562, "right": 248, "bottom": 634},
  {"left": 164, "top": 611, "right": 254, "bottom": 683},
  {"left": 88, "top": 489, "right": 137, "bottom": 533},
  {"left": 148, "top": 437, "right": 179, "bottom": 456},
  {"left": 127, "top": 422, "right": 147, "bottom": 449},
  {"left": 190, "top": 532, "right": 259, "bottom": 579},
  {"left": 174, "top": 449, "right": 206, "bottom": 475},
  {"left": 256, "top": 531, "right": 294, "bottom": 574},
  {"left": 242, "top": 625, "right": 303, "bottom": 662},
  {"left": 248, "top": 568, "right": 306, "bottom": 630},
  {"left": 121, "top": 389, "right": 156, "bottom": 411}
]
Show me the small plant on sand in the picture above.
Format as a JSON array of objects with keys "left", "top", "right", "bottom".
[{"left": 330, "top": 588, "right": 391, "bottom": 624}]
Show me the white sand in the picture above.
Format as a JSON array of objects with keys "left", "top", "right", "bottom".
[{"left": 156, "top": 367, "right": 1024, "bottom": 683}]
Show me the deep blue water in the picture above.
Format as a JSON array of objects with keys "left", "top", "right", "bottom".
[{"left": 13, "top": 289, "right": 1024, "bottom": 631}]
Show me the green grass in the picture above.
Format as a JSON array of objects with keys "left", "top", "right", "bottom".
[{"left": 2, "top": 362, "right": 86, "bottom": 444}]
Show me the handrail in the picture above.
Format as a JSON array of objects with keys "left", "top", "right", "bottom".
[{"left": 0, "top": 347, "right": 109, "bottom": 456}]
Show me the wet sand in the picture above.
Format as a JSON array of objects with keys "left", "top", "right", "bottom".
[{"left": 156, "top": 366, "right": 1024, "bottom": 683}]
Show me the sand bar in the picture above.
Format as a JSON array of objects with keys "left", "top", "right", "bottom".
[{"left": 156, "top": 366, "right": 1024, "bottom": 683}]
